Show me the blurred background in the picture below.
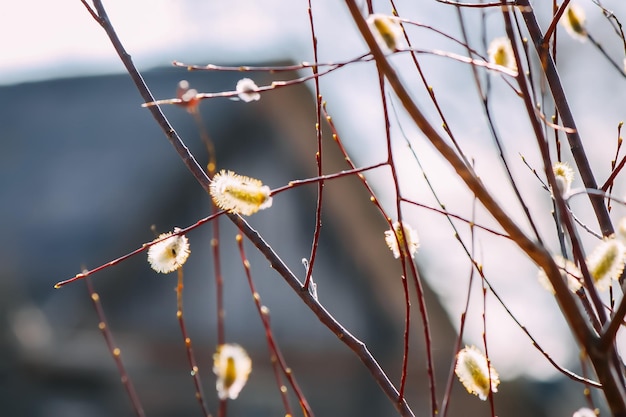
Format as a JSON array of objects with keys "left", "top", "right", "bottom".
[{"left": 2, "top": 1, "right": 626, "bottom": 416}]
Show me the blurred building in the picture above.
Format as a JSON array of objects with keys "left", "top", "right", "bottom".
[{"left": 0, "top": 65, "right": 561, "bottom": 417}]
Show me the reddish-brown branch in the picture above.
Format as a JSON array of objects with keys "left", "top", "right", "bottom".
[
  {"left": 343, "top": 0, "right": 592, "bottom": 348},
  {"left": 602, "top": 154, "right": 626, "bottom": 192},
  {"left": 542, "top": 0, "right": 571, "bottom": 48},
  {"left": 234, "top": 215, "right": 415, "bottom": 416},
  {"left": 82, "top": 2, "right": 414, "bottom": 414},
  {"left": 518, "top": 0, "right": 614, "bottom": 238},
  {"left": 270, "top": 162, "right": 387, "bottom": 195},
  {"left": 176, "top": 269, "right": 213, "bottom": 417},
  {"left": 342, "top": 8, "right": 610, "bottom": 415},
  {"left": 235, "top": 234, "right": 307, "bottom": 417},
  {"left": 55, "top": 211, "right": 222, "bottom": 288},
  {"left": 85, "top": 278, "right": 146, "bottom": 417},
  {"left": 303, "top": 0, "right": 324, "bottom": 291}
]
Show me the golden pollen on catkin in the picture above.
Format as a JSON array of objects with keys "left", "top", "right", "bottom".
[
  {"left": 586, "top": 236, "right": 626, "bottom": 291},
  {"left": 384, "top": 221, "right": 420, "bottom": 259},
  {"left": 366, "top": 14, "right": 404, "bottom": 53},
  {"left": 455, "top": 345, "right": 500, "bottom": 401},
  {"left": 147, "top": 228, "right": 190, "bottom": 273},
  {"left": 213, "top": 343, "right": 252, "bottom": 400},
  {"left": 209, "top": 170, "right": 272, "bottom": 216},
  {"left": 561, "top": 4, "right": 587, "bottom": 41},
  {"left": 487, "top": 37, "right": 517, "bottom": 72}
]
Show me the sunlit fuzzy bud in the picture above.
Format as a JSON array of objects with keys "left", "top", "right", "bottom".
[
  {"left": 561, "top": 3, "right": 587, "bottom": 42},
  {"left": 384, "top": 221, "right": 419, "bottom": 259},
  {"left": 209, "top": 170, "right": 272, "bottom": 216},
  {"left": 455, "top": 345, "right": 500, "bottom": 401},
  {"left": 366, "top": 14, "right": 405, "bottom": 53},
  {"left": 552, "top": 161, "right": 575, "bottom": 196},
  {"left": 586, "top": 236, "right": 626, "bottom": 291},
  {"left": 213, "top": 343, "right": 252, "bottom": 400},
  {"left": 147, "top": 228, "right": 190, "bottom": 273},
  {"left": 573, "top": 408, "right": 597, "bottom": 417},
  {"left": 487, "top": 37, "right": 517, "bottom": 72},
  {"left": 236, "top": 78, "right": 261, "bottom": 102},
  {"left": 537, "top": 255, "right": 582, "bottom": 294}
]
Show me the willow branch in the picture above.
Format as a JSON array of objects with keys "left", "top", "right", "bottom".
[
  {"left": 342, "top": 0, "right": 593, "bottom": 351},
  {"left": 518, "top": 0, "right": 614, "bottom": 237},
  {"left": 87, "top": 1, "right": 413, "bottom": 415}
]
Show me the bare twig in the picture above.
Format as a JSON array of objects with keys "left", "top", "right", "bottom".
[
  {"left": 55, "top": 211, "right": 222, "bottom": 288},
  {"left": 85, "top": 277, "right": 146, "bottom": 417},
  {"left": 602, "top": 147, "right": 626, "bottom": 191},
  {"left": 175, "top": 268, "right": 212, "bottom": 417},
  {"left": 303, "top": 0, "right": 324, "bottom": 292},
  {"left": 519, "top": 0, "right": 614, "bottom": 238},
  {"left": 235, "top": 234, "right": 309, "bottom": 417},
  {"left": 600, "top": 295, "right": 626, "bottom": 352},
  {"left": 81, "top": 2, "right": 415, "bottom": 415},
  {"left": 343, "top": 0, "right": 593, "bottom": 351}
]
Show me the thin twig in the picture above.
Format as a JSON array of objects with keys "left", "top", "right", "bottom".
[
  {"left": 587, "top": 33, "right": 626, "bottom": 79},
  {"left": 367, "top": 16, "right": 415, "bottom": 400},
  {"left": 347, "top": 0, "right": 616, "bottom": 408},
  {"left": 500, "top": 1, "right": 607, "bottom": 331},
  {"left": 172, "top": 53, "right": 370, "bottom": 72},
  {"left": 602, "top": 150, "right": 626, "bottom": 192},
  {"left": 344, "top": 0, "right": 593, "bottom": 349},
  {"left": 519, "top": 0, "right": 614, "bottom": 238},
  {"left": 455, "top": 2, "right": 544, "bottom": 244},
  {"left": 480, "top": 268, "right": 497, "bottom": 417},
  {"left": 235, "top": 215, "right": 415, "bottom": 417},
  {"left": 148, "top": 48, "right": 517, "bottom": 108},
  {"left": 401, "top": 198, "right": 510, "bottom": 238},
  {"left": 79, "top": 0, "right": 101, "bottom": 22},
  {"left": 235, "top": 234, "right": 309, "bottom": 417},
  {"left": 592, "top": 0, "right": 626, "bottom": 54},
  {"left": 55, "top": 211, "right": 222, "bottom": 288},
  {"left": 603, "top": 122, "right": 623, "bottom": 214},
  {"left": 513, "top": 2, "right": 626, "bottom": 413},
  {"left": 271, "top": 163, "right": 387, "bottom": 195},
  {"left": 176, "top": 268, "right": 212, "bottom": 417},
  {"left": 85, "top": 277, "right": 146, "bottom": 417},
  {"left": 440, "top": 197, "right": 477, "bottom": 417},
  {"left": 599, "top": 296, "right": 626, "bottom": 351},
  {"left": 303, "top": 0, "right": 324, "bottom": 292},
  {"left": 542, "top": 0, "right": 570, "bottom": 48},
  {"left": 83, "top": 2, "right": 414, "bottom": 414}
]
